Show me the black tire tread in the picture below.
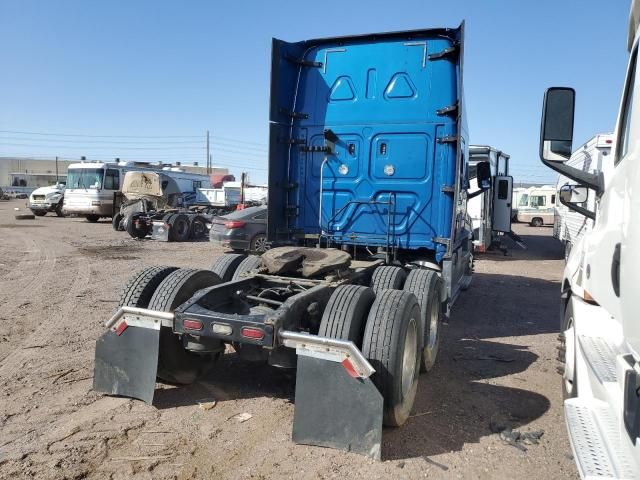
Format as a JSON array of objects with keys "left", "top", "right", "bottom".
[
  {"left": 362, "top": 289, "right": 420, "bottom": 426},
  {"left": 318, "top": 285, "right": 375, "bottom": 343},
  {"left": 209, "top": 253, "right": 246, "bottom": 282},
  {"left": 231, "top": 255, "right": 263, "bottom": 280},
  {"left": 370, "top": 266, "right": 407, "bottom": 294},
  {"left": 403, "top": 269, "right": 441, "bottom": 372},
  {"left": 118, "top": 265, "right": 179, "bottom": 308}
]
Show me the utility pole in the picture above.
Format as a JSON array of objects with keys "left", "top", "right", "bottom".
[
  {"left": 206, "top": 130, "right": 210, "bottom": 174},
  {"left": 55, "top": 156, "right": 59, "bottom": 184}
]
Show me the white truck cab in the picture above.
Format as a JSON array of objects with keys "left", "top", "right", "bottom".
[
  {"left": 28, "top": 183, "right": 66, "bottom": 217},
  {"left": 554, "top": 133, "right": 613, "bottom": 260},
  {"left": 539, "top": 1, "right": 640, "bottom": 477}
]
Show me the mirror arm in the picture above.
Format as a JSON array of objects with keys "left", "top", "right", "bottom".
[
  {"left": 559, "top": 196, "right": 596, "bottom": 221},
  {"left": 467, "top": 188, "right": 487, "bottom": 199},
  {"left": 540, "top": 158, "right": 605, "bottom": 194}
]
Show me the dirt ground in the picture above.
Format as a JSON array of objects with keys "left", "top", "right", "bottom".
[{"left": 0, "top": 199, "right": 578, "bottom": 479}]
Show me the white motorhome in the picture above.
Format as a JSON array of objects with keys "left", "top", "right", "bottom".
[
  {"left": 538, "top": 1, "right": 640, "bottom": 475},
  {"left": 515, "top": 185, "right": 557, "bottom": 226},
  {"left": 554, "top": 133, "right": 613, "bottom": 259},
  {"left": 468, "top": 145, "right": 512, "bottom": 252},
  {"left": 63, "top": 160, "right": 211, "bottom": 222}
]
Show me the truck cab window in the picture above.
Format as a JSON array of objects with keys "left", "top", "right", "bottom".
[
  {"left": 618, "top": 48, "right": 638, "bottom": 163},
  {"left": 531, "top": 195, "right": 546, "bottom": 207},
  {"left": 518, "top": 194, "right": 529, "bottom": 207},
  {"left": 104, "top": 169, "right": 120, "bottom": 190}
]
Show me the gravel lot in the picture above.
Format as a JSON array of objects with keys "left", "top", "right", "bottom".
[{"left": 0, "top": 199, "right": 577, "bottom": 479}]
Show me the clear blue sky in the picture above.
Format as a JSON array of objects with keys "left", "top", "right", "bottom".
[{"left": 0, "top": 0, "right": 630, "bottom": 184}]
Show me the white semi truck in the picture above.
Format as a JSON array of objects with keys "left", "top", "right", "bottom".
[
  {"left": 538, "top": 1, "right": 640, "bottom": 476},
  {"left": 28, "top": 183, "right": 66, "bottom": 217},
  {"left": 553, "top": 133, "right": 613, "bottom": 260}
]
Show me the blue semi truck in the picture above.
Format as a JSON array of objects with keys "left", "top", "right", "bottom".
[{"left": 93, "top": 24, "right": 499, "bottom": 458}]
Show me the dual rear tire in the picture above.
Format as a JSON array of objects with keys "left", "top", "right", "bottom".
[
  {"left": 117, "top": 266, "right": 222, "bottom": 385},
  {"left": 319, "top": 280, "right": 423, "bottom": 427}
]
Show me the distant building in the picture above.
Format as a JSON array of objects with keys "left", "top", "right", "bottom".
[{"left": 0, "top": 157, "right": 228, "bottom": 189}]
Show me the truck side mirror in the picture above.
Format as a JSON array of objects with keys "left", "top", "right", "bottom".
[
  {"left": 558, "top": 184, "right": 595, "bottom": 220},
  {"left": 476, "top": 161, "right": 491, "bottom": 190},
  {"left": 540, "top": 87, "right": 575, "bottom": 162},
  {"left": 559, "top": 184, "right": 588, "bottom": 204}
]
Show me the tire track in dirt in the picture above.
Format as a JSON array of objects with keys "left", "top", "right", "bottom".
[
  {"left": 0, "top": 250, "right": 91, "bottom": 375},
  {"left": 0, "top": 232, "right": 51, "bottom": 301}
]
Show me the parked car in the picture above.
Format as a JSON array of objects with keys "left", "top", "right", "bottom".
[{"left": 209, "top": 205, "right": 268, "bottom": 252}]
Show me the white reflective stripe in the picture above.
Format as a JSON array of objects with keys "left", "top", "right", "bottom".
[
  {"left": 118, "top": 314, "right": 162, "bottom": 331},
  {"left": 279, "top": 330, "right": 375, "bottom": 378},
  {"left": 106, "top": 306, "right": 174, "bottom": 329}
]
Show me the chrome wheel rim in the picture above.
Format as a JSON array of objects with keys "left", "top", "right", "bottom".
[
  {"left": 254, "top": 236, "right": 268, "bottom": 252},
  {"left": 425, "top": 297, "right": 439, "bottom": 364},
  {"left": 564, "top": 317, "right": 576, "bottom": 395},
  {"left": 401, "top": 317, "right": 418, "bottom": 398}
]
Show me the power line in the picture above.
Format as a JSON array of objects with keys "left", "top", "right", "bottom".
[
  {"left": 0, "top": 135, "right": 205, "bottom": 145},
  {"left": 0, "top": 142, "right": 206, "bottom": 150},
  {"left": 0, "top": 129, "right": 203, "bottom": 138}
]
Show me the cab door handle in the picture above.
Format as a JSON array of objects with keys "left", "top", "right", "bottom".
[{"left": 612, "top": 243, "right": 621, "bottom": 297}]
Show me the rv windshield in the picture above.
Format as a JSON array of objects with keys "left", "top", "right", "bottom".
[
  {"left": 66, "top": 168, "right": 104, "bottom": 190},
  {"left": 518, "top": 194, "right": 529, "bottom": 207}
]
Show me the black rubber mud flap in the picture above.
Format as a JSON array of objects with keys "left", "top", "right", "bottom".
[
  {"left": 292, "top": 356, "right": 383, "bottom": 459},
  {"left": 93, "top": 325, "right": 160, "bottom": 404}
]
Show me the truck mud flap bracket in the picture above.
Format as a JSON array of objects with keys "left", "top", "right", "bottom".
[{"left": 280, "top": 331, "right": 383, "bottom": 460}]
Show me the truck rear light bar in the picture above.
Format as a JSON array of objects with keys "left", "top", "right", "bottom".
[
  {"left": 212, "top": 323, "right": 233, "bottom": 336},
  {"left": 278, "top": 330, "right": 375, "bottom": 379},
  {"left": 183, "top": 319, "right": 204, "bottom": 331},
  {"left": 241, "top": 327, "right": 265, "bottom": 340}
]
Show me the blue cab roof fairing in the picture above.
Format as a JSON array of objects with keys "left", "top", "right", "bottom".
[{"left": 268, "top": 25, "right": 466, "bottom": 262}]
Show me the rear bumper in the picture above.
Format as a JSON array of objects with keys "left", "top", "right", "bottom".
[
  {"left": 209, "top": 233, "right": 250, "bottom": 251},
  {"left": 63, "top": 205, "right": 111, "bottom": 216},
  {"left": 105, "top": 305, "right": 374, "bottom": 378}
]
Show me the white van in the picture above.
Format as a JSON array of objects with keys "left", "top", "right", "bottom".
[
  {"left": 515, "top": 185, "right": 556, "bottom": 226},
  {"left": 63, "top": 160, "right": 211, "bottom": 222},
  {"left": 553, "top": 133, "right": 613, "bottom": 259}
]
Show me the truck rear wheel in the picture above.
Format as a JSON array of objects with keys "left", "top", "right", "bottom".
[
  {"left": 232, "top": 255, "right": 263, "bottom": 280},
  {"left": 209, "top": 253, "right": 246, "bottom": 282},
  {"left": 403, "top": 269, "right": 443, "bottom": 372},
  {"left": 370, "top": 266, "right": 407, "bottom": 295},
  {"left": 55, "top": 202, "right": 65, "bottom": 217},
  {"left": 118, "top": 265, "right": 179, "bottom": 308},
  {"left": 530, "top": 217, "right": 543, "bottom": 227},
  {"left": 560, "top": 299, "right": 577, "bottom": 399},
  {"left": 362, "top": 289, "right": 421, "bottom": 427},
  {"left": 148, "top": 269, "right": 222, "bottom": 384},
  {"left": 126, "top": 213, "right": 149, "bottom": 239},
  {"left": 169, "top": 214, "right": 190, "bottom": 242},
  {"left": 86, "top": 214, "right": 100, "bottom": 223},
  {"left": 190, "top": 215, "right": 208, "bottom": 239},
  {"left": 318, "top": 285, "right": 375, "bottom": 345},
  {"left": 112, "top": 213, "right": 124, "bottom": 231}
]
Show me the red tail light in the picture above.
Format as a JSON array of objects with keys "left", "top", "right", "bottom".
[
  {"left": 241, "top": 327, "right": 264, "bottom": 340},
  {"left": 224, "top": 220, "right": 246, "bottom": 229},
  {"left": 183, "top": 319, "right": 203, "bottom": 331}
]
